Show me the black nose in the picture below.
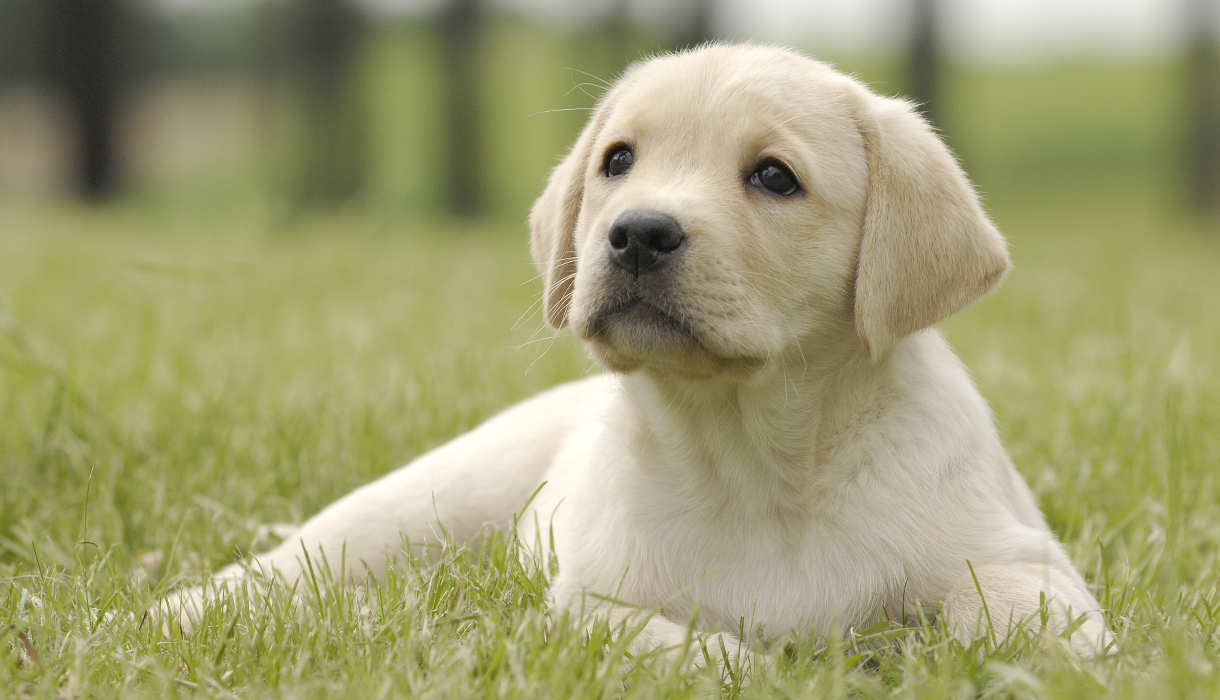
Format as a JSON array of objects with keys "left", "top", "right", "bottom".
[{"left": 607, "top": 210, "right": 686, "bottom": 276}]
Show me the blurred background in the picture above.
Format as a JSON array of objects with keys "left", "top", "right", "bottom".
[{"left": 0, "top": 0, "right": 1217, "bottom": 225}]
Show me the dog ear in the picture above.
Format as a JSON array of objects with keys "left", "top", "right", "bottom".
[
  {"left": 851, "top": 91, "right": 1010, "bottom": 360},
  {"left": 529, "top": 97, "right": 614, "bottom": 329}
]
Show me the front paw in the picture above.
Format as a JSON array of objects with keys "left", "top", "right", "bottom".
[
  {"left": 150, "top": 585, "right": 212, "bottom": 636},
  {"left": 943, "top": 563, "right": 1114, "bottom": 657},
  {"left": 688, "top": 631, "right": 753, "bottom": 679},
  {"left": 150, "top": 566, "right": 252, "bottom": 636}
]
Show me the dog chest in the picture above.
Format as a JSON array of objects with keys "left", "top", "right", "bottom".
[{"left": 537, "top": 437, "right": 917, "bottom": 638}]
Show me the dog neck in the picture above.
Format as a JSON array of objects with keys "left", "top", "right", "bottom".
[{"left": 617, "top": 336, "right": 884, "bottom": 522}]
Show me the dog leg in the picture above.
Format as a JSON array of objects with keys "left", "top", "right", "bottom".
[
  {"left": 584, "top": 603, "right": 748, "bottom": 673},
  {"left": 155, "top": 378, "right": 599, "bottom": 632},
  {"left": 942, "top": 562, "right": 1112, "bottom": 656}
]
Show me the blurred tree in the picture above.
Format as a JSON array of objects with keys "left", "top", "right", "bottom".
[
  {"left": 291, "top": 0, "right": 369, "bottom": 207},
  {"left": 0, "top": 0, "right": 39, "bottom": 87},
  {"left": 908, "top": 0, "right": 941, "bottom": 130},
  {"left": 439, "top": 0, "right": 485, "bottom": 218},
  {"left": 40, "top": 0, "right": 130, "bottom": 200},
  {"left": 1183, "top": 0, "right": 1219, "bottom": 218}
]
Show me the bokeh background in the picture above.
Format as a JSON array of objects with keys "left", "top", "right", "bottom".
[{"left": 0, "top": 0, "right": 1217, "bottom": 223}]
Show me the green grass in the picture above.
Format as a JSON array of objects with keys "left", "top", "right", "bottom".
[{"left": 3, "top": 42, "right": 1220, "bottom": 696}]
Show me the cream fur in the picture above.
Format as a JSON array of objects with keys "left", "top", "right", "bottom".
[{"left": 156, "top": 44, "right": 1112, "bottom": 662}]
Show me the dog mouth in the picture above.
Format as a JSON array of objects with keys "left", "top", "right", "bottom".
[
  {"left": 581, "top": 292, "right": 743, "bottom": 375},
  {"left": 587, "top": 295, "right": 697, "bottom": 341},
  {"left": 583, "top": 298, "right": 766, "bottom": 377},
  {"left": 580, "top": 292, "right": 709, "bottom": 362},
  {"left": 575, "top": 279, "right": 767, "bottom": 376}
]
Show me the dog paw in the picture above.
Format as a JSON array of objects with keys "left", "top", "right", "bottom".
[
  {"left": 149, "top": 566, "right": 251, "bottom": 636},
  {"left": 150, "top": 585, "right": 212, "bottom": 636},
  {"left": 687, "top": 631, "right": 753, "bottom": 678}
]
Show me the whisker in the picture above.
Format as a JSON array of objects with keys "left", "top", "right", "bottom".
[
  {"left": 513, "top": 333, "right": 564, "bottom": 350},
  {"left": 562, "top": 66, "right": 613, "bottom": 89},
  {"left": 793, "top": 332, "right": 809, "bottom": 378},
  {"left": 544, "top": 272, "right": 578, "bottom": 299},
  {"left": 529, "top": 107, "right": 595, "bottom": 118},
  {"left": 524, "top": 331, "right": 562, "bottom": 376},
  {"left": 564, "top": 81, "right": 608, "bottom": 99},
  {"left": 573, "top": 84, "right": 601, "bottom": 102},
  {"left": 510, "top": 296, "right": 545, "bottom": 331},
  {"left": 518, "top": 257, "right": 579, "bottom": 288}
]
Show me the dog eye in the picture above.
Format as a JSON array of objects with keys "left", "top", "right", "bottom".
[
  {"left": 603, "top": 145, "right": 634, "bottom": 178},
  {"left": 749, "top": 159, "right": 801, "bottom": 196}
]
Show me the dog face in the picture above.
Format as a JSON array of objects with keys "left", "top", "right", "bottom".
[{"left": 531, "top": 45, "right": 1009, "bottom": 378}]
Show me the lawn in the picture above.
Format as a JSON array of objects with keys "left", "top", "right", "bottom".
[{"left": 2, "top": 49, "right": 1220, "bottom": 697}]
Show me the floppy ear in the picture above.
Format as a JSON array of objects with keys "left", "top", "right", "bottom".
[
  {"left": 528, "top": 97, "right": 613, "bottom": 329},
  {"left": 852, "top": 91, "right": 1010, "bottom": 360}
]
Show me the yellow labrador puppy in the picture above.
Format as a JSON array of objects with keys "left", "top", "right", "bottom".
[{"left": 160, "top": 44, "right": 1111, "bottom": 659}]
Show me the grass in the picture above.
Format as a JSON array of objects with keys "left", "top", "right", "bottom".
[{"left": 2, "top": 43, "right": 1220, "bottom": 696}]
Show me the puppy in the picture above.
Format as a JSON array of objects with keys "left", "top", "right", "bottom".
[{"left": 158, "top": 44, "right": 1112, "bottom": 660}]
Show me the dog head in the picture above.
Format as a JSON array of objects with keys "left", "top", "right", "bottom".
[{"left": 530, "top": 45, "right": 1008, "bottom": 377}]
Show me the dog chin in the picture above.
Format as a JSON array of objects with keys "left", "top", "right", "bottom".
[{"left": 580, "top": 303, "right": 763, "bottom": 378}]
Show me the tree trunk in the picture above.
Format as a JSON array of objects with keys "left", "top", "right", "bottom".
[
  {"left": 42, "top": 0, "right": 125, "bottom": 200},
  {"left": 1184, "top": 0, "right": 1219, "bottom": 219},
  {"left": 908, "top": 0, "right": 940, "bottom": 130},
  {"left": 439, "top": 0, "right": 485, "bottom": 218},
  {"left": 293, "top": 0, "right": 367, "bottom": 207}
]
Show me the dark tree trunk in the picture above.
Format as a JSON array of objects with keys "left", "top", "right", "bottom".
[
  {"left": 42, "top": 0, "right": 126, "bottom": 200},
  {"left": 1, "top": 1, "right": 39, "bottom": 87},
  {"left": 908, "top": 0, "right": 941, "bottom": 130},
  {"left": 439, "top": 0, "right": 485, "bottom": 218},
  {"left": 1184, "top": 0, "right": 1219, "bottom": 219},
  {"left": 293, "top": 0, "right": 367, "bottom": 206}
]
